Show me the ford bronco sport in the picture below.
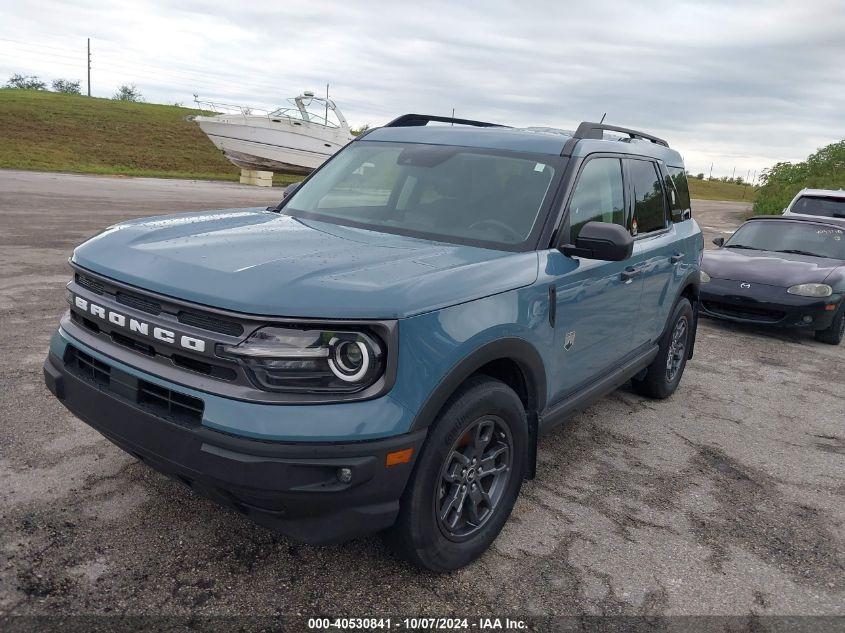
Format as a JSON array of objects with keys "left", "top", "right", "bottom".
[{"left": 44, "top": 115, "right": 703, "bottom": 571}]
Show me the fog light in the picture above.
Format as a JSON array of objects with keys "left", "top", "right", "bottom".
[
  {"left": 802, "top": 315, "right": 813, "bottom": 324},
  {"left": 336, "top": 467, "right": 353, "bottom": 483}
]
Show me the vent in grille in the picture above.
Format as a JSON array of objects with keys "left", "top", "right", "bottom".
[
  {"left": 67, "top": 347, "right": 110, "bottom": 387},
  {"left": 178, "top": 310, "right": 244, "bottom": 336},
  {"left": 116, "top": 291, "right": 162, "bottom": 315},
  {"left": 75, "top": 273, "right": 105, "bottom": 295},
  {"left": 65, "top": 345, "right": 204, "bottom": 427},
  {"left": 137, "top": 381, "right": 204, "bottom": 426},
  {"left": 703, "top": 301, "right": 785, "bottom": 323},
  {"left": 111, "top": 331, "right": 155, "bottom": 356}
]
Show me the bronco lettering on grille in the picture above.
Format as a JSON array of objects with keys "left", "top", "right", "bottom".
[{"left": 73, "top": 295, "right": 206, "bottom": 353}]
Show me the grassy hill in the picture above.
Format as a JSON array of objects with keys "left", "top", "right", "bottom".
[
  {"left": 1, "top": 89, "right": 756, "bottom": 200},
  {"left": 0, "top": 89, "right": 297, "bottom": 185},
  {"left": 688, "top": 177, "right": 757, "bottom": 202}
]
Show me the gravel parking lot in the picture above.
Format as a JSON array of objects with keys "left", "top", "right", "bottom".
[{"left": 1, "top": 170, "right": 843, "bottom": 620}]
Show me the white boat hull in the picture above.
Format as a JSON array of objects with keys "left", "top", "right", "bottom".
[{"left": 195, "top": 116, "right": 352, "bottom": 175}]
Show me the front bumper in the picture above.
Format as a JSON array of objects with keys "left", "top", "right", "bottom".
[
  {"left": 43, "top": 343, "right": 426, "bottom": 545},
  {"left": 700, "top": 279, "right": 840, "bottom": 329}
]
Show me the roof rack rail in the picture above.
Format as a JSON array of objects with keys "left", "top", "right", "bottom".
[
  {"left": 573, "top": 121, "right": 669, "bottom": 147},
  {"left": 384, "top": 113, "right": 505, "bottom": 128}
]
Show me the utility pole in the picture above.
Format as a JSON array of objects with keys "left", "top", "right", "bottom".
[
  {"left": 709, "top": 163, "right": 713, "bottom": 180},
  {"left": 87, "top": 38, "right": 91, "bottom": 97},
  {"left": 731, "top": 166, "right": 736, "bottom": 181}
]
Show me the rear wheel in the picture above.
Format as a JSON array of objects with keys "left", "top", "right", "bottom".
[
  {"left": 632, "top": 297, "right": 693, "bottom": 399},
  {"left": 815, "top": 306, "right": 845, "bottom": 345},
  {"left": 386, "top": 376, "right": 527, "bottom": 572}
]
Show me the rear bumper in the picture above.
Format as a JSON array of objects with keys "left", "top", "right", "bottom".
[
  {"left": 700, "top": 280, "right": 841, "bottom": 329},
  {"left": 43, "top": 347, "right": 426, "bottom": 545}
]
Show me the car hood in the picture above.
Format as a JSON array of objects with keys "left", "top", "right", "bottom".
[
  {"left": 71, "top": 209, "right": 539, "bottom": 319},
  {"left": 702, "top": 247, "right": 843, "bottom": 286}
]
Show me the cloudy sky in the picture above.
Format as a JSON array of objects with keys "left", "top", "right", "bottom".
[{"left": 2, "top": 0, "right": 843, "bottom": 178}]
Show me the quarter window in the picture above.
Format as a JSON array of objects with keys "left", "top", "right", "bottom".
[
  {"left": 666, "top": 166, "right": 692, "bottom": 221},
  {"left": 627, "top": 159, "right": 667, "bottom": 235},
  {"left": 567, "top": 158, "right": 626, "bottom": 241}
]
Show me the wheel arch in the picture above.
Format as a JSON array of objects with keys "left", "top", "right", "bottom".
[
  {"left": 675, "top": 270, "right": 700, "bottom": 359},
  {"left": 408, "top": 337, "right": 547, "bottom": 434}
]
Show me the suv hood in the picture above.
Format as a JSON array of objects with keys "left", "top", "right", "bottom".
[
  {"left": 701, "top": 247, "right": 843, "bottom": 286},
  {"left": 72, "top": 209, "right": 539, "bottom": 319}
]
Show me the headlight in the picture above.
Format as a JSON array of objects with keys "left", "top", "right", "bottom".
[
  {"left": 700, "top": 270, "right": 711, "bottom": 283},
  {"left": 221, "top": 326, "right": 385, "bottom": 393},
  {"left": 787, "top": 283, "right": 833, "bottom": 297}
]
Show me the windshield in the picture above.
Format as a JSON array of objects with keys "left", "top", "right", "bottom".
[
  {"left": 726, "top": 221, "right": 845, "bottom": 259},
  {"left": 791, "top": 195, "right": 845, "bottom": 219},
  {"left": 284, "top": 141, "right": 560, "bottom": 249}
]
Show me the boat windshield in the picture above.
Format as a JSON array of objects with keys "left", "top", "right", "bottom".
[
  {"left": 269, "top": 97, "right": 341, "bottom": 128},
  {"left": 283, "top": 141, "right": 562, "bottom": 251}
]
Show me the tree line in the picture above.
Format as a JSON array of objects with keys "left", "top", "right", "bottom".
[{"left": 4, "top": 73, "right": 144, "bottom": 102}]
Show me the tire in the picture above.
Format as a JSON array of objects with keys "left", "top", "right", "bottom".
[
  {"left": 632, "top": 297, "right": 694, "bottom": 399},
  {"left": 815, "top": 306, "right": 845, "bottom": 345},
  {"left": 386, "top": 376, "right": 528, "bottom": 572}
]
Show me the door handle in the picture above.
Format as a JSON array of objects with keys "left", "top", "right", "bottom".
[
  {"left": 621, "top": 266, "right": 640, "bottom": 283},
  {"left": 670, "top": 253, "right": 684, "bottom": 264}
]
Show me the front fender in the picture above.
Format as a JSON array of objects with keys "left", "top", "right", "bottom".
[
  {"left": 392, "top": 286, "right": 552, "bottom": 433},
  {"left": 408, "top": 336, "right": 547, "bottom": 432}
]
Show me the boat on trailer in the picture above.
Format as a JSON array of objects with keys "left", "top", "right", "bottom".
[{"left": 192, "top": 92, "right": 354, "bottom": 176}]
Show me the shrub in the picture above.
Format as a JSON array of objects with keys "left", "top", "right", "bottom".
[
  {"left": 754, "top": 140, "right": 845, "bottom": 214},
  {"left": 5, "top": 74, "right": 46, "bottom": 90},
  {"left": 113, "top": 84, "right": 143, "bottom": 102},
  {"left": 52, "top": 79, "right": 82, "bottom": 94}
]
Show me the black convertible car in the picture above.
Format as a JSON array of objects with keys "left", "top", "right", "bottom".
[{"left": 700, "top": 216, "right": 845, "bottom": 345}]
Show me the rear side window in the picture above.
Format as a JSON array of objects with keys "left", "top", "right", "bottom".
[
  {"left": 666, "top": 166, "right": 692, "bottom": 220},
  {"left": 627, "top": 159, "right": 667, "bottom": 235},
  {"left": 567, "top": 158, "right": 626, "bottom": 241}
]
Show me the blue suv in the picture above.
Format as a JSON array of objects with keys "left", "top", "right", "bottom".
[{"left": 43, "top": 115, "right": 703, "bottom": 571}]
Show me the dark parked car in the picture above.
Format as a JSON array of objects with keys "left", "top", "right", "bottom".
[{"left": 701, "top": 216, "right": 845, "bottom": 344}]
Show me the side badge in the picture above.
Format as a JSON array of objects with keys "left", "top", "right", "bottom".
[{"left": 564, "top": 331, "right": 576, "bottom": 351}]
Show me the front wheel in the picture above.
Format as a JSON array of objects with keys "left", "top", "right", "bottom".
[
  {"left": 386, "top": 376, "right": 528, "bottom": 572},
  {"left": 815, "top": 306, "right": 845, "bottom": 345},
  {"left": 632, "top": 297, "right": 694, "bottom": 399}
]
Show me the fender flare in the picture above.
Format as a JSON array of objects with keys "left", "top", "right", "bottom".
[
  {"left": 672, "top": 269, "right": 701, "bottom": 359},
  {"left": 408, "top": 337, "right": 547, "bottom": 432}
]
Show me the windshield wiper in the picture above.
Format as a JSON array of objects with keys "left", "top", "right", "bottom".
[
  {"left": 773, "top": 249, "right": 822, "bottom": 257},
  {"left": 724, "top": 244, "right": 758, "bottom": 250}
]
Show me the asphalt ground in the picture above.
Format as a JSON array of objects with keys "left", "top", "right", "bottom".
[{"left": 0, "top": 170, "right": 842, "bottom": 623}]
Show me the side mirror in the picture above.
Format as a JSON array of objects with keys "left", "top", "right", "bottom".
[
  {"left": 561, "top": 222, "right": 633, "bottom": 262},
  {"left": 712, "top": 237, "right": 725, "bottom": 247},
  {"left": 282, "top": 181, "right": 302, "bottom": 198}
]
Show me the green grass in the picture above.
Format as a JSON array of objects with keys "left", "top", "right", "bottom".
[
  {"left": 0, "top": 89, "right": 298, "bottom": 186},
  {"left": 688, "top": 177, "right": 757, "bottom": 202}
]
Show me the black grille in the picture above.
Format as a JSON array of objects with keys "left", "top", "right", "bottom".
[
  {"left": 110, "top": 331, "right": 155, "bottom": 356},
  {"left": 178, "top": 310, "right": 244, "bottom": 336},
  {"left": 67, "top": 348, "right": 110, "bottom": 388},
  {"left": 65, "top": 346, "right": 204, "bottom": 427},
  {"left": 137, "top": 381, "right": 205, "bottom": 426},
  {"left": 116, "top": 291, "right": 162, "bottom": 315},
  {"left": 75, "top": 273, "right": 105, "bottom": 295},
  {"left": 703, "top": 301, "right": 785, "bottom": 323}
]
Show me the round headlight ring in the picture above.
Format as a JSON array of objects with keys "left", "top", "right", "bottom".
[{"left": 328, "top": 337, "right": 372, "bottom": 383}]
